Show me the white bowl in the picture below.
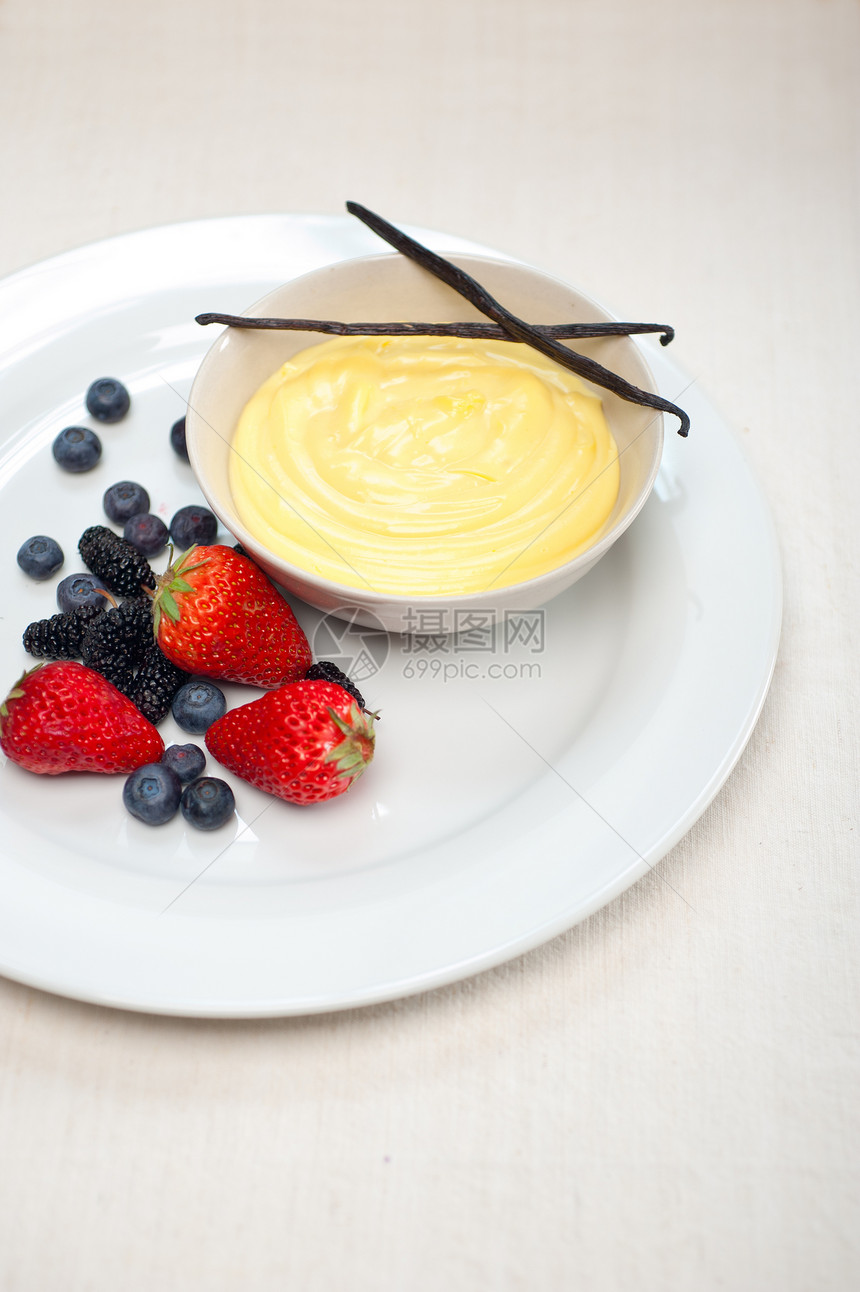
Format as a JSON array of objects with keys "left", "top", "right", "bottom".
[{"left": 186, "top": 252, "right": 663, "bottom": 633}]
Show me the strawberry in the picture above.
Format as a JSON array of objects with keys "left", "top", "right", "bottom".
[
  {"left": 205, "top": 680, "right": 375, "bottom": 805},
  {"left": 0, "top": 661, "right": 164, "bottom": 775},
  {"left": 152, "top": 545, "right": 312, "bottom": 688}
]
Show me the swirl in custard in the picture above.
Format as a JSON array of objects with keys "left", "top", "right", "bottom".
[{"left": 229, "top": 335, "right": 620, "bottom": 595}]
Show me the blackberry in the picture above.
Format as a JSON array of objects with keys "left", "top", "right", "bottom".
[
  {"left": 22, "top": 604, "right": 101, "bottom": 660},
  {"left": 128, "top": 644, "right": 190, "bottom": 725},
  {"left": 305, "top": 661, "right": 366, "bottom": 710},
  {"left": 231, "top": 542, "right": 260, "bottom": 567},
  {"left": 79, "top": 524, "right": 156, "bottom": 597},
  {"left": 82, "top": 597, "right": 153, "bottom": 685},
  {"left": 103, "top": 664, "right": 138, "bottom": 697}
]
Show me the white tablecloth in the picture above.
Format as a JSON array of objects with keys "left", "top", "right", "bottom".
[{"left": 0, "top": 1, "right": 857, "bottom": 1288}]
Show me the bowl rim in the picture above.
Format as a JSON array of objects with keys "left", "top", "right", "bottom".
[{"left": 187, "top": 250, "right": 665, "bottom": 607}]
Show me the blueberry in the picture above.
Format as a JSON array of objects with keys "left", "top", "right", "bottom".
[
  {"left": 170, "top": 417, "right": 189, "bottom": 462},
  {"left": 17, "top": 535, "right": 64, "bottom": 580},
  {"left": 169, "top": 504, "right": 218, "bottom": 550},
  {"left": 180, "top": 777, "right": 235, "bottom": 831},
  {"left": 104, "top": 480, "right": 150, "bottom": 524},
  {"left": 123, "top": 763, "right": 182, "bottom": 826},
  {"left": 57, "top": 571, "right": 110, "bottom": 614},
  {"left": 171, "top": 680, "right": 227, "bottom": 733},
  {"left": 161, "top": 743, "right": 207, "bottom": 784},
  {"left": 52, "top": 426, "right": 102, "bottom": 473},
  {"left": 86, "top": 377, "right": 130, "bottom": 423},
  {"left": 124, "top": 512, "right": 168, "bottom": 557}
]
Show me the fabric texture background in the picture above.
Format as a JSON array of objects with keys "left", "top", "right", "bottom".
[{"left": 0, "top": 1, "right": 857, "bottom": 1288}]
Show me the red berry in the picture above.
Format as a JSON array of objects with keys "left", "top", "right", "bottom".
[
  {"left": 205, "top": 680, "right": 375, "bottom": 805},
  {"left": 153, "top": 545, "right": 311, "bottom": 688},
  {"left": 0, "top": 661, "right": 164, "bottom": 775}
]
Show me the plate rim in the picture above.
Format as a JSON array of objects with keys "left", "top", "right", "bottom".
[{"left": 0, "top": 214, "right": 782, "bottom": 1016}]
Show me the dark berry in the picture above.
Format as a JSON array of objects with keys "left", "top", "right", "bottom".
[
  {"left": 86, "top": 377, "right": 130, "bottom": 423},
  {"left": 232, "top": 542, "right": 259, "bottom": 564},
  {"left": 170, "top": 416, "right": 189, "bottom": 462},
  {"left": 103, "top": 480, "right": 150, "bottom": 524},
  {"left": 180, "top": 777, "right": 235, "bottom": 831},
  {"left": 17, "top": 535, "right": 64, "bottom": 580},
  {"left": 82, "top": 597, "right": 153, "bottom": 685},
  {"left": 23, "top": 604, "right": 101, "bottom": 660},
  {"left": 79, "top": 524, "right": 155, "bottom": 597},
  {"left": 124, "top": 513, "right": 168, "bottom": 557},
  {"left": 172, "top": 680, "right": 227, "bottom": 734},
  {"left": 57, "top": 572, "right": 110, "bottom": 614},
  {"left": 162, "top": 743, "right": 206, "bottom": 784},
  {"left": 123, "top": 763, "right": 182, "bottom": 826},
  {"left": 128, "top": 644, "right": 190, "bottom": 725},
  {"left": 169, "top": 504, "right": 218, "bottom": 551},
  {"left": 306, "top": 660, "right": 365, "bottom": 710},
  {"left": 52, "top": 426, "right": 102, "bottom": 473}
]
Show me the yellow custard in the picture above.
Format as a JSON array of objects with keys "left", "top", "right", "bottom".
[{"left": 230, "top": 334, "right": 620, "bottom": 595}]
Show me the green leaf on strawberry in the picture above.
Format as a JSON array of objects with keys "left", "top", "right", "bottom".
[
  {"left": 152, "top": 544, "right": 312, "bottom": 687},
  {"left": 205, "top": 680, "right": 376, "bottom": 805}
]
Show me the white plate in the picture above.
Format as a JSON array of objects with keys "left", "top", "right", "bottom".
[{"left": 0, "top": 216, "right": 781, "bottom": 1017}]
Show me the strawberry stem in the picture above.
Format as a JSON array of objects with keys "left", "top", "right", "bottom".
[
  {"left": 151, "top": 544, "right": 212, "bottom": 634},
  {"left": 323, "top": 705, "right": 376, "bottom": 785}
]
